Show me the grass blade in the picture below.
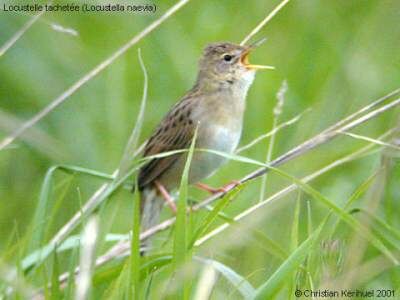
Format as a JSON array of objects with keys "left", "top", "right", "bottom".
[
  {"left": 75, "top": 216, "right": 99, "bottom": 300},
  {"left": 195, "top": 257, "right": 256, "bottom": 300},
  {"left": 268, "top": 166, "right": 399, "bottom": 265},
  {"left": 118, "top": 49, "right": 148, "bottom": 178},
  {"left": 64, "top": 247, "right": 79, "bottom": 300},
  {"left": 126, "top": 48, "right": 149, "bottom": 300},
  {"left": 192, "top": 149, "right": 398, "bottom": 264},
  {"left": 193, "top": 263, "right": 217, "bottom": 300},
  {"left": 28, "top": 166, "right": 58, "bottom": 253},
  {"left": 28, "top": 164, "right": 113, "bottom": 253},
  {"left": 173, "top": 126, "right": 198, "bottom": 299},
  {"left": 291, "top": 192, "right": 301, "bottom": 251},
  {"left": 50, "top": 250, "right": 61, "bottom": 300},
  {"left": 188, "top": 185, "right": 244, "bottom": 249},
  {"left": 328, "top": 170, "right": 380, "bottom": 238},
  {"left": 250, "top": 230, "right": 288, "bottom": 261},
  {"left": 356, "top": 208, "right": 400, "bottom": 250},
  {"left": 27, "top": 49, "right": 151, "bottom": 270},
  {"left": 128, "top": 186, "right": 141, "bottom": 300},
  {"left": 254, "top": 223, "right": 324, "bottom": 299}
]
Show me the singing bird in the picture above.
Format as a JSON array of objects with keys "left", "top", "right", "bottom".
[{"left": 138, "top": 39, "right": 273, "bottom": 239}]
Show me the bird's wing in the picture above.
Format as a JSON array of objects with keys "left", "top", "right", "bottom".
[{"left": 138, "top": 99, "right": 195, "bottom": 189}]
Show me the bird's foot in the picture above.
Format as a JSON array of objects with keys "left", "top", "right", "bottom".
[
  {"left": 218, "top": 180, "right": 241, "bottom": 193},
  {"left": 195, "top": 180, "right": 240, "bottom": 194},
  {"left": 195, "top": 182, "right": 220, "bottom": 194}
]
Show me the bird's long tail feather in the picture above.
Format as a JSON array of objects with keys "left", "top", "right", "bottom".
[{"left": 140, "top": 188, "right": 164, "bottom": 251}]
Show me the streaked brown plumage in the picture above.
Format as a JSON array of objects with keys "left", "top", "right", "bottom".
[{"left": 138, "top": 41, "right": 272, "bottom": 246}]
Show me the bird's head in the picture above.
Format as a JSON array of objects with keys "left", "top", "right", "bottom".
[{"left": 197, "top": 39, "right": 274, "bottom": 89}]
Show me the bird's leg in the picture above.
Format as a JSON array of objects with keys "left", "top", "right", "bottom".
[
  {"left": 195, "top": 180, "right": 241, "bottom": 194},
  {"left": 220, "top": 180, "right": 241, "bottom": 193},
  {"left": 154, "top": 180, "right": 177, "bottom": 213},
  {"left": 195, "top": 182, "right": 220, "bottom": 194}
]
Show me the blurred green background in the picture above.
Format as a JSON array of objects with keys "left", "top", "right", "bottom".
[{"left": 1, "top": 0, "right": 400, "bottom": 298}]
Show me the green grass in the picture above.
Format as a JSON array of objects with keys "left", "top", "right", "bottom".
[{"left": 1, "top": 0, "right": 400, "bottom": 299}]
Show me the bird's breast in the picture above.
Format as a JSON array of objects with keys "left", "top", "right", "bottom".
[
  {"left": 163, "top": 89, "right": 247, "bottom": 187},
  {"left": 188, "top": 91, "right": 245, "bottom": 181},
  {"left": 199, "top": 123, "right": 241, "bottom": 153},
  {"left": 181, "top": 121, "right": 241, "bottom": 184}
]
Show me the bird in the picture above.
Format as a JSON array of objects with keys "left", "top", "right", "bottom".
[{"left": 137, "top": 39, "right": 273, "bottom": 245}]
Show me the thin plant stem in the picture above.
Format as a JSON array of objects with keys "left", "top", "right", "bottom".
[
  {"left": 236, "top": 108, "right": 311, "bottom": 153},
  {"left": 240, "top": 0, "right": 291, "bottom": 45},
  {"left": 259, "top": 80, "right": 287, "bottom": 202},
  {"left": 242, "top": 96, "right": 400, "bottom": 184},
  {"left": 194, "top": 129, "right": 395, "bottom": 247},
  {"left": 0, "top": 3, "right": 49, "bottom": 57},
  {"left": 74, "top": 216, "right": 99, "bottom": 300},
  {"left": 337, "top": 131, "right": 400, "bottom": 151},
  {"left": 0, "top": 0, "right": 190, "bottom": 151},
  {"left": 55, "top": 91, "right": 400, "bottom": 286},
  {"left": 55, "top": 124, "right": 399, "bottom": 286},
  {"left": 35, "top": 52, "right": 149, "bottom": 267}
]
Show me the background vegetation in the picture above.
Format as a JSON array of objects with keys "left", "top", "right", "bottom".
[{"left": 1, "top": 0, "right": 400, "bottom": 299}]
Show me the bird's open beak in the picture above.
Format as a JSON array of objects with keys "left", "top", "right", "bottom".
[{"left": 240, "top": 37, "right": 275, "bottom": 70}]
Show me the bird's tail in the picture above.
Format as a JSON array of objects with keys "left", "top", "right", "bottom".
[{"left": 140, "top": 188, "right": 164, "bottom": 251}]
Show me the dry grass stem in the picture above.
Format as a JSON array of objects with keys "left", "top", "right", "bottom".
[
  {"left": 0, "top": 0, "right": 190, "bottom": 151},
  {"left": 88, "top": 91, "right": 400, "bottom": 265},
  {"left": 37, "top": 52, "right": 150, "bottom": 279},
  {"left": 73, "top": 127, "right": 395, "bottom": 279},
  {"left": 56, "top": 89, "right": 400, "bottom": 285},
  {"left": 320, "top": 88, "right": 400, "bottom": 134},
  {"left": 242, "top": 96, "right": 400, "bottom": 183},
  {"left": 4, "top": 1, "right": 400, "bottom": 297},
  {"left": 75, "top": 216, "right": 99, "bottom": 300},
  {"left": 0, "top": 109, "right": 67, "bottom": 160},
  {"left": 0, "top": 7, "right": 47, "bottom": 57},
  {"left": 337, "top": 130, "right": 400, "bottom": 151},
  {"left": 34, "top": 2, "right": 290, "bottom": 280},
  {"left": 46, "top": 120, "right": 146, "bottom": 259},
  {"left": 236, "top": 107, "right": 311, "bottom": 153},
  {"left": 240, "top": 0, "right": 291, "bottom": 45},
  {"left": 194, "top": 129, "right": 396, "bottom": 247},
  {"left": 193, "top": 264, "right": 217, "bottom": 300},
  {"left": 259, "top": 80, "right": 288, "bottom": 201},
  {"left": 0, "top": 262, "right": 36, "bottom": 299}
]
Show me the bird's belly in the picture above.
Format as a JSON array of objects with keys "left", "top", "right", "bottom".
[
  {"left": 188, "top": 124, "right": 241, "bottom": 184},
  {"left": 158, "top": 124, "right": 241, "bottom": 190}
]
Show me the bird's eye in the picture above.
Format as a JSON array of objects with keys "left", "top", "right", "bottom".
[{"left": 223, "top": 54, "right": 233, "bottom": 62}]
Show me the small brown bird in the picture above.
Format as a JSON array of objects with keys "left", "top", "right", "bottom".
[{"left": 138, "top": 40, "right": 272, "bottom": 237}]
